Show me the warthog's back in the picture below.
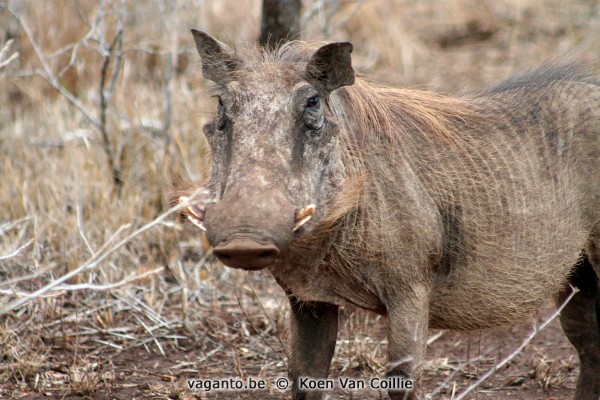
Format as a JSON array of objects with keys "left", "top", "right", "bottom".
[{"left": 423, "top": 66, "right": 600, "bottom": 329}]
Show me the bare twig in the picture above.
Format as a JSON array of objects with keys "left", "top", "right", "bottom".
[
  {"left": 7, "top": 2, "right": 127, "bottom": 192},
  {"left": 51, "top": 267, "right": 164, "bottom": 292},
  {"left": 0, "top": 263, "right": 57, "bottom": 288},
  {"left": 0, "top": 288, "right": 65, "bottom": 298},
  {"left": 155, "top": 0, "right": 178, "bottom": 168},
  {"left": 54, "top": 18, "right": 99, "bottom": 79},
  {"left": 124, "top": 45, "right": 194, "bottom": 56},
  {"left": 0, "top": 39, "right": 18, "bottom": 69},
  {"left": 426, "top": 330, "right": 446, "bottom": 345},
  {"left": 0, "top": 195, "right": 187, "bottom": 315},
  {"left": 6, "top": 7, "right": 101, "bottom": 128},
  {"left": 106, "top": 0, "right": 125, "bottom": 103},
  {"left": 233, "top": 282, "right": 285, "bottom": 362},
  {"left": 76, "top": 198, "right": 95, "bottom": 257},
  {"left": 0, "top": 216, "right": 30, "bottom": 235},
  {"left": 0, "top": 239, "right": 34, "bottom": 261},
  {"left": 27, "top": 129, "right": 93, "bottom": 148},
  {"left": 99, "top": 28, "right": 124, "bottom": 191},
  {"left": 452, "top": 286, "right": 579, "bottom": 400},
  {"left": 135, "top": 315, "right": 166, "bottom": 357},
  {"left": 425, "top": 351, "right": 494, "bottom": 400}
]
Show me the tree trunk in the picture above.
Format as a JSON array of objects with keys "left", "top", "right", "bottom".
[{"left": 259, "top": 0, "right": 301, "bottom": 49}]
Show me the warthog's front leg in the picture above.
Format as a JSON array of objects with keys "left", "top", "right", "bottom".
[
  {"left": 287, "top": 296, "right": 339, "bottom": 400},
  {"left": 386, "top": 285, "right": 430, "bottom": 400}
]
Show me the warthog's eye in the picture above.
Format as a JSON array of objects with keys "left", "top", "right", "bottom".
[
  {"left": 215, "top": 96, "right": 227, "bottom": 130},
  {"left": 306, "top": 96, "right": 320, "bottom": 109},
  {"left": 216, "top": 97, "right": 225, "bottom": 115},
  {"left": 302, "top": 95, "right": 324, "bottom": 131}
]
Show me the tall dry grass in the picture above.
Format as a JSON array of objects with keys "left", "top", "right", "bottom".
[{"left": 1, "top": 0, "right": 600, "bottom": 398}]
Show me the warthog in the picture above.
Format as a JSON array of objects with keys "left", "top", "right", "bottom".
[{"left": 174, "top": 30, "right": 600, "bottom": 399}]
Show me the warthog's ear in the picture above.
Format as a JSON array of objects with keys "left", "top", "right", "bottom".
[
  {"left": 306, "top": 42, "right": 355, "bottom": 92},
  {"left": 191, "top": 29, "right": 241, "bottom": 84}
]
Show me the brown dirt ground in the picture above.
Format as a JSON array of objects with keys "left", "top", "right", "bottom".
[{"left": 1, "top": 300, "right": 579, "bottom": 400}]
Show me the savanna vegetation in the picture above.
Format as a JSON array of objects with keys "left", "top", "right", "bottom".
[{"left": 1, "top": 1, "right": 599, "bottom": 398}]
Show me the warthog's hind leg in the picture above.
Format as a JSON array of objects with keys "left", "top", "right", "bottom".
[{"left": 559, "top": 230, "right": 600, "bottom": 400}]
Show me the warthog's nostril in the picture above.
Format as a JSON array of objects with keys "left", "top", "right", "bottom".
[
  {"left": 213, "top": 237, "right": 280, "bottom": 270},
  {"left": 259, "top": 250, "right": 277, "bottom": 259}
]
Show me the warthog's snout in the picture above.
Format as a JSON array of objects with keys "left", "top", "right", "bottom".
[
  {"left": 212, "top": 236, "right": 280, "bottom": 270},
  {"left": 180, "top": 190, "right": 317, "bottom": 270},
  {"left": 189, "top": 184, "right": 317, "bottom": 270}
]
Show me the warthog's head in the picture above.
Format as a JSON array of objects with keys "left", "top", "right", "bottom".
[{"left": 186, "top": 30, "right": 355, "bottom": 270}]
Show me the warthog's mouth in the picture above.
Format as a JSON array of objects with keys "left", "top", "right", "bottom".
[
  {"left": 179, "top": 197, "right": 316, "bottom": 270},
  {"left": 212, "top": 235, "right": 280, "bottom": 270}
]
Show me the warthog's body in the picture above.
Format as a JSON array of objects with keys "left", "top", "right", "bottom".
[
  {"left": 178, "top": 31, "right": 600, "bottom": 399},
  {"left": 278, "top": 70, "right": 600, "bottom": 328}
]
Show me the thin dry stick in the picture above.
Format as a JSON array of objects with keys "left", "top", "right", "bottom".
[
  {"left": 134, "top": 314, "right": 166, "bottom": 357},
  {"left": 0, "top": 289, "right": 65, "bottom": 298},
  {"left": 426, "top": 330, "right": 446, "bottom": 346},
  {"left": 233, "top": 287, "right": 286, "bottom": 363},
  {"left": 0, "top": 239, "right": 34, "bottom": 261},
  {"left": 0, "top": 39, "right": 18, "bottom": 69},
  {"left": 244, "top": 275, "right": 286, "bottom": 349},
  {"left": 0, "top": 216, "right": 31, "bottom": 234},
  {"left": 54, "top": 12, "right": 100, "bottom": 79},
  {"left": 51, "top": 267, "right": 164, "bottom": 292},
  {"left": 76, "top": 198, "right": 95, "bottom": 257},
  {"left": 0, "top": 264, "right": 57, "bottom": 288},
  {"left": 8, "top": 3, "right": 126, "bottom": 193},
  {"left": 426, "top": 351, "right": 494, "bottom": 399},
  {"left": 452, "top": 286, "right": 579, "bottom": 400},
  {"left": 99, "top": 29, "right": 124, "bottom": 191}
]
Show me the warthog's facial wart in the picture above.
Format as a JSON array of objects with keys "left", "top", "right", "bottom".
[{"left": 188, "top": 30, "right": 355, "bottom": 270}]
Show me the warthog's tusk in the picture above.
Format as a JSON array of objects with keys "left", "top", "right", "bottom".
[
  {"left": 294, "top": 204, "right": 316, "bottom": 232},
  {"left": 186, "top": 215, "right": 206, "bottom": 231},
  {"left": 179, "top": 196, "right": 206, "bottom": 232},
  {"left": 187, "top": 204, "right": 205, "bottom": 218}
]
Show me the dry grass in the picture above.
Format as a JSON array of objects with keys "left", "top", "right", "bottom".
[{"left": 1, "top": 0, "right": 600, "bottom": 398}]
